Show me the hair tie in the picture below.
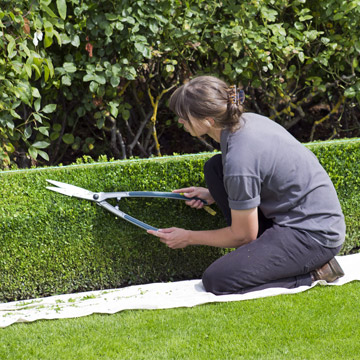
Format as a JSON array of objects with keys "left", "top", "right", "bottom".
[{"left": 229, "top": 85, "right": 245, "bottom": 105}]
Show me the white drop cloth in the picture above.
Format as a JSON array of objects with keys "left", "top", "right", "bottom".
[{"left": 1, "top": 253, "right": 359, "bottom": 328}]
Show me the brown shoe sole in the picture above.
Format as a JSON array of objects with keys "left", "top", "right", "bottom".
[{"left": 312, "top": 257, "right": 345, "bottom": 282}]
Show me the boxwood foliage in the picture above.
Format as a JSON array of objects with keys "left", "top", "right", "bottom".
[
  {"left": 1, "top": 139, "right": 360, "bottom": 302},
  {"left": 0, "top": 153, "right": 228, "bottom": 302}
]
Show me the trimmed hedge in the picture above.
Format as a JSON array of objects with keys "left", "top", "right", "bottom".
[
  {"left": 0, "top": 153, "right": 228, "bottom": 302},
  {"left": 1, "top": 138, "right": 360, "bottom": 302}
]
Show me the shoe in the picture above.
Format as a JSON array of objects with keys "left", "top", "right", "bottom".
[{"left": 311, "top": 257, "right": 345, "bottom": 283}]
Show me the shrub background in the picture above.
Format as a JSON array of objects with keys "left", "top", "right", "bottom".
[
  {"left": 1, "top": 138, "right": 360, "bottom": 302},
  {"left": 1, "top": 0, "right": 360, "bottom": 168}
]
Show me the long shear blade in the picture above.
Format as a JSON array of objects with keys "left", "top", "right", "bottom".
[{"left": 46, "top": 179, "right": 95, "bottom": 201}]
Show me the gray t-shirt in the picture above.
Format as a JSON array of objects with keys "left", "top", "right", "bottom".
[{"left": 220, "top": 113, "right": 345, "bottom": 248}]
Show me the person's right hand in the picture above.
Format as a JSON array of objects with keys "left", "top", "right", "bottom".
[{"left": 172, "top": 187, "right": 215, "bottom": 209}]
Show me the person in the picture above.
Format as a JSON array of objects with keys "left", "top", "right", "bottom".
[{"left": 147, "top": 75, "right": 345, "bottom": 295}]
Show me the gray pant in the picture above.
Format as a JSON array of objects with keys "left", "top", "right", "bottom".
[{"left": 202, "top": 154, "right": 342, "bottom": 295}]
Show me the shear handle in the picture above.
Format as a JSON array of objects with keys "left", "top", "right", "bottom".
[
  {"left": 98, "top": 191, "right": 208, "bottom": 205},
  {"left": 98, "top": 201, "right": 158, "bottom": 231}
]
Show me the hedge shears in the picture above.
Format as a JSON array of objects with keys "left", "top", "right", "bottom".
[{"left": 46, "top": 180, "right": 213, "bottom": 231}]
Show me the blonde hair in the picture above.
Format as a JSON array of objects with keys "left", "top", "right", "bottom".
[{"left": 169, "top": 76, "right": 243, "bottom": 132}]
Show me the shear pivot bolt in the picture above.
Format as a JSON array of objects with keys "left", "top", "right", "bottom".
[{"left": 93, "top": 194, "right": 99, "bottom": 200}]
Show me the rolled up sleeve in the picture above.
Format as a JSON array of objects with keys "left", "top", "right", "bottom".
[{"left": 224, "top": 175, "right": 261, "bottom": 210}]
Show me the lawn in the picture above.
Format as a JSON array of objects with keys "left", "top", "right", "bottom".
[{"left": 1, "top": 282, "right": 359, "bottom": 360}]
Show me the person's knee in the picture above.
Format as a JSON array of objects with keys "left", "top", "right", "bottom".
[
  {"left": 202, "top": 265, "right": 227, "bottom": 295},
  {"left": 202, "top": 252, "right": 251, "bottom": 295},
  {"left": 202, "top": 266, "right": 216, "bottom": 293}
]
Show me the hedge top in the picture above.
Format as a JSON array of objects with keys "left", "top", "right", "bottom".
[{"left": 1, "top": 137, "right": 360, "bottom": 175}]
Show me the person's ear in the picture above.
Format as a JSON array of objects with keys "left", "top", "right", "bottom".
[{"left": 205, "top": 117, "right": 215, "bottom": 127}]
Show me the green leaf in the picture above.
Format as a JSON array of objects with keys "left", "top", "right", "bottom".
[
  {"left": 32, "top": 141, "right": 50, "bottom": 149},
  {"left": 105, "top": 26, "right": 113, "bottom": 37},
  {"left": 123, "top": 66, "right": 137, "bottom": 80},
  {"left": 11, "top": 100, "right": 22, "bottom": 110},
  {"left": 125, "top": 16, "right": 135, "bottom": 25},
  {"left": 37, "top": 149, "right": 49, "bottom": 161},
  {"left": 105, "top": 13, "right": 118, "bottom": 21},
  {"left": 94, "top": 111, "right": 103, "bottom": 119},
  {"left": 50, "top": 132, "right": 60, "bottom": 141},
  {"left": 304, "top": 30, "right": 321, "bottom": 41},
  {"left": 45, "top": 58, "right": 55, "bottom": 78},
  {"left": 59, "top": 33, "right": 71, "bottom": 44},
  {"left": 20, "top": 41, "right": 31, "bottom": 57},
  {"left": 96, "top": 118, "right": 105, "bottom": 129},
  {"left": 110, "top": 76, "right": 120, "bottom": 87},
  {"left": 33, "top": 113, "right": 43, "bottom": 123},
  {"left": 62, "top": 75, "right": 72, "bottom": 86},
  {"left": 149, "top": 22, "right": 159, "bottom": 33},
  {"left": 115, "top": 22, "right": 124, "bottom": 31},
  {"left": 44, "top": 34, "right": 53, "bottom": 48},
  {"left": 32, "top": 88, "right": 41, "bottom": 98},
  {"left": 42, "top": 104, "right": 57, "bottom": 113},
  {"left": 71, "top": 142, "right": 80, "bottom": 151},
  {"left": 56, "top": 0, "right": 67, "bottom": 20},
  {"left": 352, "top": 58, "right": 358, "bottom": 70},
  {"left": 344, "top": 87, "right": 356, "bottom": 98},
  {"left": 83, "top": 74, "right": 96, "bottom": 82},
  {"left": 34, "top": 99, "right": 41, "bottom": 112},
  {"left": 109, "top": 103, "right": 118, "bottom": 118},
  {"left": 44, "top": 20, "right": 54, "bottom": 32},
  {"left": 223, "top": 63, "right": 232, "bottom": 75},
  {"left": 53, "top": 123, "right": 62, "bottom": 132},
  {"left": 299, "top": 14, "right": 313, "bottom": 21},
  {"left": 28, "top": 146, "right": 38, "bottom": 159},
  {"left": 62, "top": 133, "right": 75, "bottom": 144},
  {"left": 85, "top": 137, "right": 95, "bottom": 145},
  {"left": 24, "top": 64, "right": 32, "bottom": 78},
  {"left": 232, "top": 41, "right": 242, "bottom": 57},
  {"left": 38, "top": 126, "right": 49, "bottom": 136},
  {"left": 24, "top": 126, "right": 32, "bottom": 139},
  {"left": 260, "top": 6, "right": 278, "bottom": 22},
  {"left": 333, "top": 12, "right": 343, "bottom": 21},
  {"left": 76, "top": 107, "right": 86, "bottom": 117},
  {"left": 41, "top": 4, "right": 57, "bottom": 18},
  {"left": 89, "top": 81, "right": 98, "bottom": 92},
  {"left": 354, "top": 41, "right": 360, "bottom": 53},
  {"left": 165, "top": 64, "right": 175, "bottom": 73},
  {"left": 53, "top": 30, "right": 62, "bottom": 46},
  {"left": 63, "top": 62, "right": 77, "bottom": 73},
  {"left": 31, "top": 64, "right": 42, "bottom": 79},
  {"left": 7, "top": 38, "right": 16, "bottom": 58},
  {"left": 95, "top": 74, "right": 106, "bottom": 85},
  {"left": 6, "top": 119, "right": 15, "bottom": 130},
  {"left": 134, "top": 43, "right": 151, "bottom": 58},
  {"left": 122, "top": 109, "right": 130, "bottom": 121},
  {"left": 16, "top": 81, "right": 32, "bottom": 106},
  {"left": 44, "top": 65, "right": 50, "bottom": 82},
  {"left": 71, "top": 35, "right": 80, "bottom": 47}
]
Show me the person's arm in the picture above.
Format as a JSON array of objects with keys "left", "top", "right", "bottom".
[{"left": 147, "top": 207, "right": 259, "bottom": 249}]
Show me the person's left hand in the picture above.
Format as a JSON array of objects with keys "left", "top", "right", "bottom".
[{"left": 147, "top": 227, "right": 191, "bottom": 249}]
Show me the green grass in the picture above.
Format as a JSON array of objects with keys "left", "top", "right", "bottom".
[{"left": 1, "top": 282, "right": 359, "bottom": 360}]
